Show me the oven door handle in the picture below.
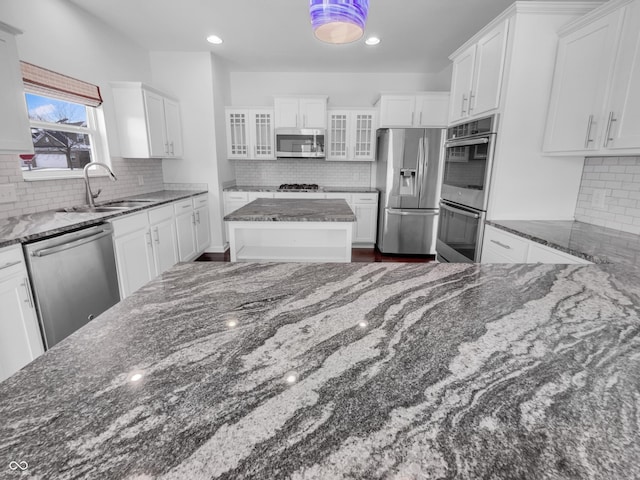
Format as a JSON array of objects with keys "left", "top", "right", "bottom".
[
  {"left": 445, "top": 137, "right": 490, "bottom": 148},
  {"left": 439, "top": 201, "right": 480, "bottom": 219}
]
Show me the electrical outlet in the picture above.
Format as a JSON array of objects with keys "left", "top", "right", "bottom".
[
  {"left": 137, "top": 175, "right": 144, "bottom": 186},
  {"left": 592, "top": 188, "right": 607, "bottom": 209},
  {"left": 0, "top": 184, "right": 17, "bottom": 204}
]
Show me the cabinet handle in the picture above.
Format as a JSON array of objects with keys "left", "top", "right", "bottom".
[
  {"left": 153, "top": 227, "right": 160, "bottom": 244},
  {"left": 170, "top": 141, "right": 174, "bottom": 155},
  {"left": 303, "top": 114, "right": 306, "bottom": 128},
  {"left": 146, "top": 231, "right": 153, "bottom": 247},
  {"left": 419, "top": 111, "right": 423, "bottom": 125},
  {"left": 584, "top": 114, "right": 595, "bottom": 148},
  {"left": 0, "top": 260, "right": 21, "bottom": 271},
  {"left": 295, "top": 113, "right": 298, "bottom": 127},
  {"left": 411, "top": 111, "right": 415, "bottom": 126},
  {"left": 461, "top": 94, "right": 468, "bottom": 116},
  {"left": 468, "top": 91, "right": 475, "bottom": 113},
  {"left": 490, "top": 239, "right": 512, "bottom": 250},
  {"left": 603, "top": 111, "right": 617, "bottom": 148},
  {"left": 192, "top": 213, "right": 196, "bottom": 225},
  {"left": 165, "top": 142, "right": 169, "bottom": 154},
  {"left": 22, "top": 279, "right": 34, "bottom": 309},
  {"left": 196, "top": 211, "right": 201, "bottom": 224}
]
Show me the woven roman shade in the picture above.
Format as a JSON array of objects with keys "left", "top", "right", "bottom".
[{"left": 21, "top": 61, "right": 103, "bottom": 107}]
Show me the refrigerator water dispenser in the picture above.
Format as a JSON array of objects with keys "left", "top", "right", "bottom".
[{"left": 399, "top": 168, "right": 417, "bottom": 196}]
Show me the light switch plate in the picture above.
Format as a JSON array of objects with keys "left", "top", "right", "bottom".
[{"left": 0, "top": 184, "right": 17, "bottom": 203}]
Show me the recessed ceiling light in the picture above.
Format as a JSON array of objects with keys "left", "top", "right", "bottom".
[
  {"left": 207, "top": 35, "right": 223, "bottom": 45},
  {"left": 365, "top": 36, "right": 381, "bottom": 46}
]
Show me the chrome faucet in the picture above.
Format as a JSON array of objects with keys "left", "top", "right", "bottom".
[{"left": 83, "top": 162, "right": 117, "bottom": 207}]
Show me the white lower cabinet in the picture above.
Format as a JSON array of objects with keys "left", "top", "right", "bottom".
[
  {"left": 193, "top": 194, "right": 211, "bottom": 253},
  {"left": 174, "top": 194, "right": 211, "bottom": 261},
  {"left": 111, "top": 204, "right": 179, "bottom": 299},
  {"left": 482, "top": 225, "right": 591, "bottom": 264},
  {"left": 0, "top": 245, "right": 44, "bottom": 382}
]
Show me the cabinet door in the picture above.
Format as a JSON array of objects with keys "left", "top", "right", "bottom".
[
  {"left": 0, "top": 28, "right": 33, "bottom": 154},
  {"left": 327, "top": 111, "right": 349, "bottom": 160},
  {"left": 164, "top": 98, "right": 183, "bottom": 157},
  {"left": 378, "top": 95, "right": 415, "bottom": 127},
  {"left": 143, "top": 89, "right": 169, "bottom": 157},
  {"left": 249, "top": 109, "right": 275, "bottom": 159},
  {"left": 113, "top": 228, "right": 155, "bottom": 298},
  {"left": 605, "top": 1, "right": 640, "bottom": 150},
  {"left": 353, "top": 203, "right": 378, "bottom": 244},
  {"left": 415, "top": 94, "right": 449, "bottom": 128},
  {"left": 150, "top": 217, "right": 178, "bottom": 276},
  {"left": 226, "top": 109, "right": 249, "bottom": 159},
  {"left": 274, "top": 98, "right": 300, "bottom": 128},
  {"left": 449, "top": 45, "right": 476, "bottom": 124},
  {"left": 195, "top": 205, "right": 211, "bottom": 252},
  {"left": 300, "top": 98, "right": 327, "bottom": 128},
  {"left": 0, "top": 269, "right": 43, "bottom": 382},
  {"left": 469, "top": 19, "right": 508, "bottom": 118},
  {"left": 543, "top": 10, "right": 623, "bottom": 153},
  {"left": 353, "top": 111, "right": 376, "bottom": 161},
  {"left": 175, "top": 209, "right": 197, "bottom": 261}
]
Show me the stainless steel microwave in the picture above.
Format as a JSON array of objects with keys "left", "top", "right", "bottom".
[{"left": 275, "top": 128, "right": 325, "bottom": 158}]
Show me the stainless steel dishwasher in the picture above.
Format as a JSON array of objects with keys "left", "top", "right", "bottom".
[{"left": 24, "top": 223, "right": 120, "bottom": 349}]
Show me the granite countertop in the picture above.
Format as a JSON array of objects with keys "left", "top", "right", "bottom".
[
  {"left": 225, "top": 185, "right": 379, "bottom": 194},
  {"left": 224, "top": 198, "right": 357, "bottom": 222},
  {"left": 0, "top": 190, "right": 207, "bottom": 248},
  {"left": 487, "top": 219, "right": 640, "bottom": 265},
  {"left": 1, "top": 261, "right": 639, "bottom": 479}
]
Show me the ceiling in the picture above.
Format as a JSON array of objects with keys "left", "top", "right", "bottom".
[{"left": 69, "top": 0, "right": 523, "bottom": 73}]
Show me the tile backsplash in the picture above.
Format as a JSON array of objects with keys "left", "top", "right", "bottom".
[
  {"left": 0, "top": 154, "right": 164, "bottom": 220},
  {"left": 234, "top": 159, "right": 371, "bottom": 187},
  {"left": 574, "top": 156, "right": 640, "bottom": 235}
]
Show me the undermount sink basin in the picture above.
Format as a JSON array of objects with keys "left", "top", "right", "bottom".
[
  {"left": 56, "top": 205, "right": 130, "bottom": 213},
  {"left": 102, "top": 199, "right": 155, "bottom": 208}
]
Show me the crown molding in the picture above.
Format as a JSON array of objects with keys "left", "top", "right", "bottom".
[{"left": 558, "top": 0, "right": 634, "bottom": 35}]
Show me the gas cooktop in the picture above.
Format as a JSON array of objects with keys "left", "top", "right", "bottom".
[{"left": 278, "top": 184, "right": 320, "bottom": 191}]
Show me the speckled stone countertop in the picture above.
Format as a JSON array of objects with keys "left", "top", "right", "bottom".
[
  {"left": 0, "top": 190, "right": 207, "bottom": 248},
  {"left": 487, "top": 219, "right": 640, "bottom": 265},
  {"left": 224, "top": 185, "right": 378, "bottom": 193},
  {"left": 1, "top": 262, "right": 639, "bottom": 479},
  {"left": 224, "top": 198, "right": 356, "bottom": 222}
]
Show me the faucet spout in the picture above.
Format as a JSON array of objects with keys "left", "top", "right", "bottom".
[{"left": 83, "top": 162, "right": 118, "bottom": 207}]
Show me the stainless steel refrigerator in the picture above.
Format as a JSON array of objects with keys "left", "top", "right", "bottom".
[{"left": 375, "top": 128, "right": 445, "bottom": 255}]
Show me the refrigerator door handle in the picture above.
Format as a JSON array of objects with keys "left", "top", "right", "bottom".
[{"left": 387, "top": 208, "right": 438, "bottom": 216}]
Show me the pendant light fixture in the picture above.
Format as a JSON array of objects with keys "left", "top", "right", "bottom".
[{"left": 310, "top": 0, "right": 370, "bottom": 44}]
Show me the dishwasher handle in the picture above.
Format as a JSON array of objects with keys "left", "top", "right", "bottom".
[{"left": 30, "top": 229, "right": 112, "bottom": 257}]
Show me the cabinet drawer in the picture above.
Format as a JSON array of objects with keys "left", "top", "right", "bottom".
[
  {"left": 193, "top": 194, "right": 209, "bottom": 208},
  {"left": 352, "top": 194, "right": 378, "bottom": 204},
  {"left": 224, "top": 192, "right": 248, "bottom": 202},
  {"left": 174, "top": 199, "right": 193, "bottom": 214},
  {"left": 148, "top": 204, "right": 174, "bottom": 224},
  {"left": 247, "top": 192, "right": 275, "bottom": 202},
  {"left": 0, "top": 244, "right": 24, "bottom": 269},
  {"left": 325, "top": 193, "right": 351, "bottom": 202},
  {"left": 482, "top": 226, "right": 529, "bottom": 263},
  {"left": 273, "top": 192, "right": 326, "bottom": 199},
  {"left": 527, "top": 243, "right": 590, "bottom": 264},
  {"left": 110, "top": 211, "right": 149, "bottom": 237}
]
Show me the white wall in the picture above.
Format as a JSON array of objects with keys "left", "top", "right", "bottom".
[
  {"left": 150, "top": 52, "right": 231, "bottom": 252},
  {"left": 0, "top": 0, "right": 165, "bottom": 219},
  {"left": 230, "top": 71, "right": 451, "bottom": 107}
]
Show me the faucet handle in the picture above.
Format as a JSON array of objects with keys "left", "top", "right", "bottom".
[{"left": 92, "top": 188, "right": 102, "bottom": 199}]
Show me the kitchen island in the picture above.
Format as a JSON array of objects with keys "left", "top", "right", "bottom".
[
  {"left": 1, "top": 261, "right": 639, "bottom": 479},
  {"left": 224, "top": 198, "right": 356, "bottom": 262}
]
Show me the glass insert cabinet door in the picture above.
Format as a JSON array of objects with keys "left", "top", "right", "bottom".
[
  {"left": 225, "top": 108, "right": 275, "bottom": 160},
  {"left": 327, "top": 109, "right": 376, "bottom": 161}
]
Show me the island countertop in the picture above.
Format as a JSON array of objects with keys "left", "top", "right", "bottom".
[
  {"left": 224, "top": 198, "right": 357, "bottom": 222},
  {"left": 1, "top": 262, "right": 639, "bottom": 479}
]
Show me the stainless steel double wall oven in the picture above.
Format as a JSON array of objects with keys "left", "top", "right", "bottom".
[{"left": 436, "top": 115, "right": 498, "bottom": 263}]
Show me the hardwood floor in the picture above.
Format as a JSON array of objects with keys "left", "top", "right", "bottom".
[{"left": 195, "top": 248, "right": 434, "bottom": 263}]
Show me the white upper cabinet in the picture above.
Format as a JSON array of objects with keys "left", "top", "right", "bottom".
[
  {"left": 225, "top": 107, "right": 275, "bottom": 160},
  {"left": 376, "top": 93, "right": 449, "bottom": 128},
  {"left": 544, "top": 0, "right": 640, "bottom": 155},
  {"left": 111, "top": 82, "right": 183, "bottom": 158},
  {"left": 327, "top": 109, "right": 376, "bottom": 161},
  {"left": 448, "top": 18, "right": 509, "bottom": 124},
  {"left": 274, "top": 96, "right": 328, "bottom": 129},
  {"left": 0, "top": 23, "right": 33, "bottom": 155}
]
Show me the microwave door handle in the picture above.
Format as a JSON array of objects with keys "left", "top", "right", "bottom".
[{"left": 439, "top": 202, "right": 480, "bottom": 219}]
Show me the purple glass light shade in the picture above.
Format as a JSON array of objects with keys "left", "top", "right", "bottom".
[{"left": 310, "top": 0, "right": 370, "bottom": 44}]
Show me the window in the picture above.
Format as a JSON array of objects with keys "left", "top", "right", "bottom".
[{"left": 20, "top": 62, "right": 110, "bottom": 180}]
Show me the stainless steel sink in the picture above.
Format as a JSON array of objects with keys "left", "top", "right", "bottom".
[
  {"left": 102, "top": 199, "right": 155, "bottom": 208},
  {"left": 56, "top": 206, "right": 130, "bottom": 213}
]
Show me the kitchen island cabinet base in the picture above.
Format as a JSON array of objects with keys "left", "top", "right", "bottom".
[{"left": 227, "top": 221, "right": 353, "bottom": 263}]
